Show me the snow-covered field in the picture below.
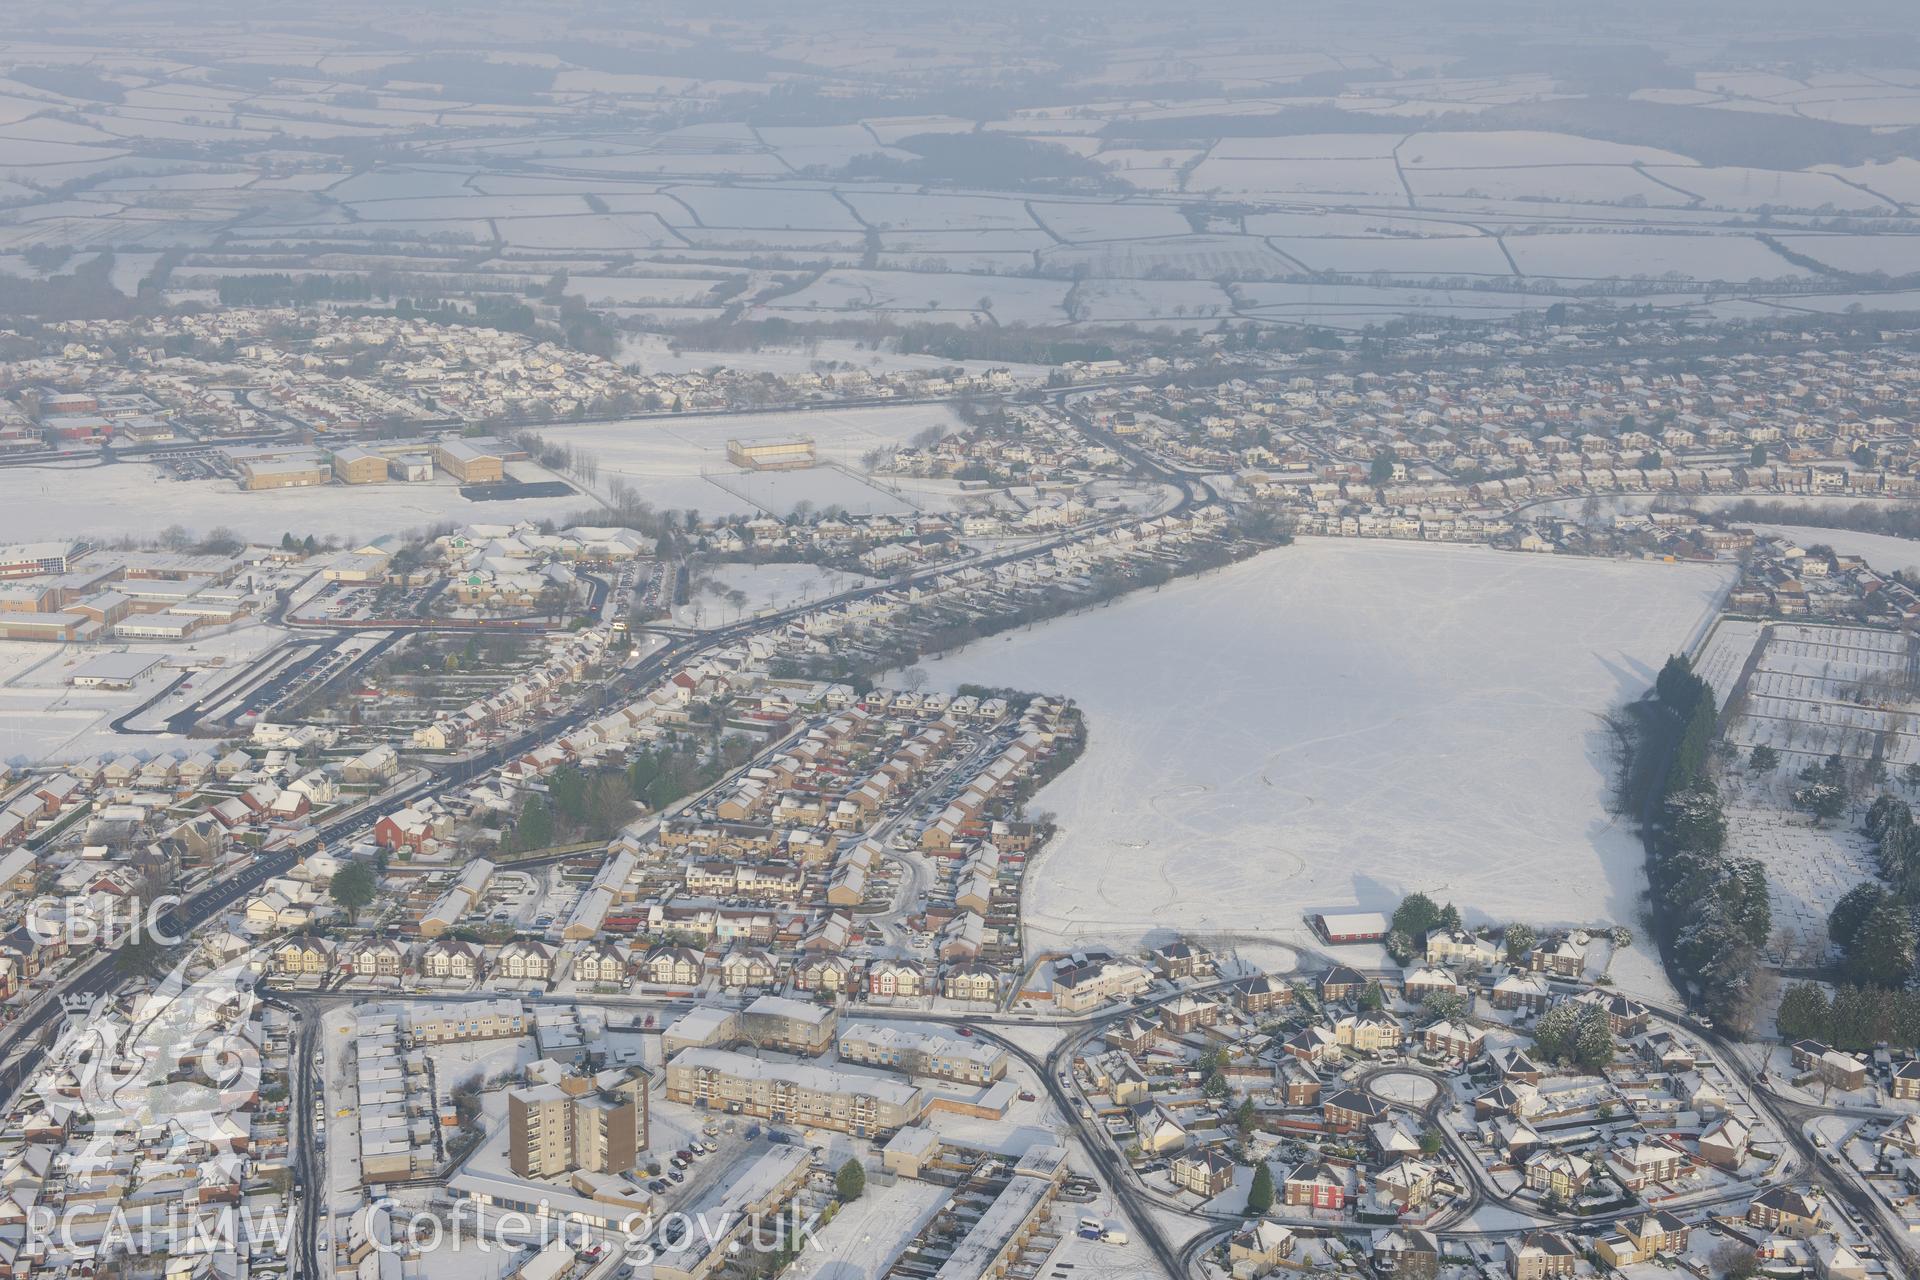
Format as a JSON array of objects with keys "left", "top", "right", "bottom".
[
  {"left": 1743, "top": 523, "right": 1920, "bottom": 577},
  {"left": 1502, "top": 231, "right": 1807, "bottom": 282},
  {"left": 0, "top": 462, "right": 585, "bottom": 544},
  {"left": 1267, "top": 234, "right": 1516, "bottom": 277},
  {"left": 534, "top": 404, "right": 960, "bottom": 516},
  {"left": 919, "top": 540, "right": 1731, "bottom": 952}
]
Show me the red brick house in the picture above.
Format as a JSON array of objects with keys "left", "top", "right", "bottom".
[{"left": 1283, "top": 1161, "right": 1348, "bottom": 1211}]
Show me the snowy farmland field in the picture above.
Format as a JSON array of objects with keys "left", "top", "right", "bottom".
[
  {"left": 1502, "top": 231, "right": 1808, "bottom": 282},
  {"left": 841, "top": 191, "right": 1036, "bottom": 232},
  {"left": 1233, "top": 279, "right": 1576, "bottom": 327},
  {"left": 1771, "top": 234, "right": 1920, "bottom": 276},
  {"left": 1404, "top": 164, "right": 1676, "bottom": 206},
  {"left": 1188, "top": 155, "right": 1410, "bottom": 200},
  {"left": 1266, "top": 234, "right": 1515, "bottom": 277},
  {"left": 1027, "top": 201, "right": 1195, "bottom": 242},
  {"left": 920, "top": 539, "right": 1731, "bottom": 953},
  {"left": 1397, "top": 130, "right": 1698, "bottom": 168},
  {"left": 1646, "top": 168, "right": 1893, "bottom": 213},
  {"left": 765, "top": 268, "right": 1072, "bottom": 325}
]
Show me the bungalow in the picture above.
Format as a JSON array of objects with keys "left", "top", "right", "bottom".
[
  {"left": 263, "top": 787, "right": 310, "bottom": 823},
  {"left": 1312, "top": 911, "right": 1388, "bottom": 944},
  {"left": 1811, "top": 1236, "right": 1870, "bottom": 1280},
  {"left": 210, "top": 797, "right": 255, "bottom": 830}
]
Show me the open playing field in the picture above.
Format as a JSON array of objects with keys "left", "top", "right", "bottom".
[{"left": 920, "top": 539, "right": 1732, "bottom": 952}]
